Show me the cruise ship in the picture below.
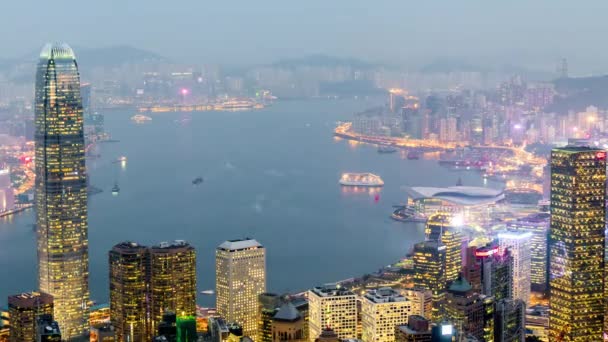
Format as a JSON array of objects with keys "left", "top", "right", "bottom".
[{"left": 339, "top": 173, "right": 384, "bottom": 187}]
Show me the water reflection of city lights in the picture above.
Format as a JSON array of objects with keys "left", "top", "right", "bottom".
[{"left": 340, "top": 186, "right": 382, "bottom": 195}]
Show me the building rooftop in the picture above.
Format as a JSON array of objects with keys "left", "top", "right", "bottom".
[
  {"left": 406, "top": 186, "right": 504, "bottom": 206},
  {"left": 363, "top": 287, "right": 406, "bottom": 303},
  {"left": 217, "top": 239, "right": 263, "bottom": 251},
  {"left": 310, "top": 284, "right": 354, "bottom": 297},
  {"left": 39, "top": 42, "right": 76, "bottom": 60},
  {"left": 448, "top": 275, "right": 472, "bottom": 294},
  {"left": 150, "top": 240, "right": 194, "bottom": 251},
  {"left": 273, "top": 302, "right": 301, "bottom": 322},
  {"left": 8, "top": 291, "right": 53, "bottom": 307}
]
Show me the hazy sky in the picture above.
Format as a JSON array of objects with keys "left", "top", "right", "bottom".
[{"left": 2, "top": 1, "right": 608, "bottom": 73}]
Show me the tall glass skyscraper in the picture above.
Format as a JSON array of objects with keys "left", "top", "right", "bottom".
[
  {"left": 549, "top": 146, "right": 606, "bottom": 341},
  {"left": 35, "top": 43, "right": 89, "bottom": 340}
]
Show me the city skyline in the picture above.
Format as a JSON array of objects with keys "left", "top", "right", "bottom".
[{"left": 2, "top": 4, "right": 608, "bottom": 339}]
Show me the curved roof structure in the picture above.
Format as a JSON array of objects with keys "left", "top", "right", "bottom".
[
  {"left": 39, "top": 42, "right": 76, "bottom": 60},
  {"left": 406, "top": 186, "right": 504, "bottom": 206}
]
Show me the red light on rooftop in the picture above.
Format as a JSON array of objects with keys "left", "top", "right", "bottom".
[{"left": 596, "top": 152, "right": 606, "bottom": 160}]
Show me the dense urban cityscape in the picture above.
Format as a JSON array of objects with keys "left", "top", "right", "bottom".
[{"left": 4, "top": 2, "right": 608, "bottom": 342}]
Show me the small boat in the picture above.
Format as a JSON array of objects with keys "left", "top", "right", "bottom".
[
  {"left": 112, "top": 156, "right": 127, "bottom": 164},
  {"left": 200, "top": 290, "right": 215, "bottom": 295},
  {"left": 111, "top": 183, "right": 120, "bottom": 196},
  {"left": 192, "top": 177, "right": 204, "bottom": 185},
  {"left": 407, "top": 151, "right": 420, "bottom": 160},
  {"left": 378, "top": 145, "right": 397, "bottom": 153}
]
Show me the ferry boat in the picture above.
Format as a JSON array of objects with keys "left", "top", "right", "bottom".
[
  {"left": 131, "top": 114, "right": 152, "bottom": 123},
  {"left": 218, "top": 99, "right": 256, "bottom": 111},
  {"left": 378, "top": 145, "right": 397, "bottom": 153},
  {"left": 339, "top": 173, "right": 384, "bottom": 187},
  {"left": 111, "top": 183, "right": 120, "bottom": 196},
  {"left": 200, "top": 290, "right": 215, "bottom": 295}
]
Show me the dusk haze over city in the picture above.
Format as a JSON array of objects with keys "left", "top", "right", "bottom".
[{"left": 3, "top": 1, "right": 608, "bottom": 342}]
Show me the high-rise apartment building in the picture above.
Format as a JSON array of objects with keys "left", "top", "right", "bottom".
[
  {"left": 307, "top": 284, "right": 357, "bottom": 341},
  {"left": 216, "top": 239, "right": 266, "bottom": 339},
  {"left": 498, "top": 231, "right": 532, "bottom": 306},
  {"left": 108, "top": 240, "right": 196, "bottom": 341},
  {"left": 148, "top": 241, "right": 197, "bottom": 333},
  {"left": 413, "top": 240, "right": 446, "bottom": 320},
  {"left": 549, "top": 146, "right": 606, "bottom": 340},
  {"left": 361, "top": 288, "right": 411, "bottom": 342},
  {"left": 8, "top": 292, "right": 54, "bottom": 342},
  {"left": 425, "top": 213, "right": 463, "bottom": 284},
  {"left": 109, "top": 242, "right": 149, "bottom": 341},
  {"left": 35, "top": 42, "right": 89, "bottom": 340}
]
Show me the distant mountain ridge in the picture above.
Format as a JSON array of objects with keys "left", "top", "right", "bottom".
[{"left": 271, "top": 54, "right": 377, "bottom": 69}]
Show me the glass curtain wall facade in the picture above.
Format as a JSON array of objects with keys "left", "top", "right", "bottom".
[
  {"left": 35, "top": 43, "right": 89, "bottom": 340},
  {"left": 549, "top": 146, "right": 606, "bottom": 341}
]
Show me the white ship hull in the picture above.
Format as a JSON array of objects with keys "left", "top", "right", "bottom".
[{"left": 339, "top": 173, "right": 384, "bottom": 187}]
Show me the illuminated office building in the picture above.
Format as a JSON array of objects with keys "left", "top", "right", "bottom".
[
  {"left": 258, "top": 293, "right": 281, "bottom": 342},
  {"left": 149, "top": 241, "right": 197, "bottom": 334},
  {"left": 35, "top": 42, "right": 89, "bottom": 340},
  {"left": 361, "top": 287, "right": 411, "bottom": 342},
  {"left": 444, "top": 275, "right": 485, "bottom": 341},
  {"left": 474, "top": 244, "right": 512, "bottom": 301},
  {"left": 109, "top": 242, "right": 149, "bottom": 341},
  {"left": 395, "top": 315, "right": 432, "bottom": 342},
  {"left": 404, "top": 288, "right": 432, "bottom": 319},
  {"left": 549, "top": 146, "right": 606, "bottom": 340},
  {"left": 507, "top": 213, "right": 550, "bottom": 292},
  {"left": 36, "top": 314, "right": 61, "bottom": 342},
  {"left": 8, "top": 292, "right": 54, "bottom": 342},
  {"left": 307, "top": 284, "right": 357, "bottom": 341},
  {"left": 413, "top": 241, "right": 446, "bottom": 320},
  {"left": 494, "top": 299, "right": 525, "bottom": 342},
  {"left": 216, "top": 239, "right": 266, "bottom": 340},
  {"left": 498, "top": 231, "right": 532, "bottom": 306},
  {"left": 0, "top": 168, "right": 14, "bottom": 213},
  {"left": 90, "top": 323, "right": 115, "bottom": 342},
  {"left": 425, "top": 213, "right": 463, "bottom": 284}
]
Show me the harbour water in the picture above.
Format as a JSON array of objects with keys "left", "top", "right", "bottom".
[{"left": 0, "top": 98, "right": 496, "bottom": 306}]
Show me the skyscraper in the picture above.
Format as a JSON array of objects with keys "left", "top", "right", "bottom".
[
  {"left": 425, "top": 213, "right": 463, "bottom": 285},
  {"left": 8, "top": 292, "right": 54, "bottom": 342},
  {"left": 474, "top": 244, "right": 512, "bottom": 302},
  {"left": 413, "top": 240, "right": 446, "bottom": 320},
  {"left": 109, "top": 242, "right": 149, "bottom": 342},
  {"left": 307, "top": 284, "right": 357, "bottom": 341},
  {"left": 444, "top": 275, "right": 485, "bottom": 340},
  {"left": 216, "top": 239, "right": 266, "bottom": 339},
  {"left": 549, "top": 146, "right": 606, "bottom": 340},
  {"left": 498, "top": 231, "right": 532, "bottom": 306},
  {"left": 360, "top": 287, "right": 411, "bottom": 342},
  {"left": 35, "top": 43, "right": 89, "bottom": 340},
  {"left": 507, "top": 213, "right": 550, "bottom": 292},
  {"left": 149, "top": 241, "right": 197, "bottom": 333},
  {"left": 108, "top": 240, "right": 196, "bottom": 341}
]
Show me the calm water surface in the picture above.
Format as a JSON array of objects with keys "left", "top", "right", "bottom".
[{"left": 0, "top": 99, "right": 494, "bottom": 306}]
